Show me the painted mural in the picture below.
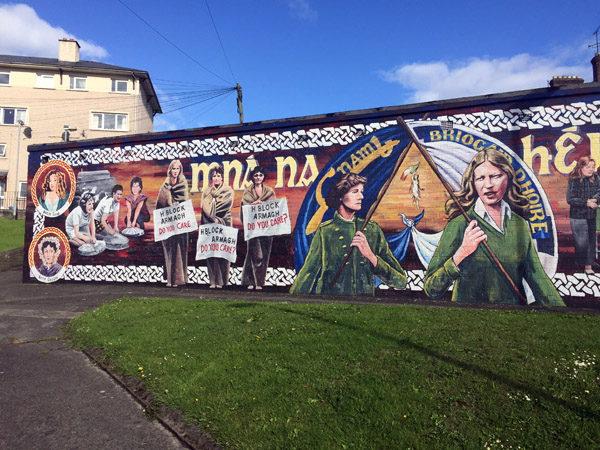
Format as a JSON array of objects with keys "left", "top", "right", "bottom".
[{"left": 23, "top": 86, "right": 600, "bottom": 307}]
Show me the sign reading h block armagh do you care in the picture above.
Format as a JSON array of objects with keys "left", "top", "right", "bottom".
[
  {"left": 153, "top": 200, "right": 198, "bottom": 242},
  {"left": 242, "top": 198, "right": 291, "bottom": 241},
  {"left": 196, "top": 223, "right": 238, "bottom": 263}
]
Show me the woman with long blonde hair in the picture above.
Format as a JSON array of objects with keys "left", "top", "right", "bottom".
[
  {"left": 156, "top": 159, "right": 189, "bottom": 287},
  {"left": 424, "top": 148, "right": 563, "bottom": 306}
]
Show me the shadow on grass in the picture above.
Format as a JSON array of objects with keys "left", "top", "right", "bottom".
[{"left": 263, "top": 303, "right": 599, "bottom": 420}]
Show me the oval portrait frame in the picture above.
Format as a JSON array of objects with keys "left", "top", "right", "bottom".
[
  {"left": 28, "top": 227, "right": 71, "bottom": 283},
  {"left": 32, "top": 160, "right": 76, "bottom": 217}
]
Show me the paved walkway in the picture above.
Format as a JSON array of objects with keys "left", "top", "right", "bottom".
[{"left": 0, "top": 266, "right": 192, "bottom": 450}]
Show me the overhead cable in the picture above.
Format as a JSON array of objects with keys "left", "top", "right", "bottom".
[
  {"left": 204, "top": 0, "right": 237, "bottom": 83},
  {"left": 116, "top": 0, "right": 232, "bottom": 85}
]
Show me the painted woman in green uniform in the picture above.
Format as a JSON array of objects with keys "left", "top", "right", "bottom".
[
  {"left": 424, "top": 149, "right": 564, "bottom": 306},
  {"left": 290, "top": 173, "right": 407, "bottom": 295}
]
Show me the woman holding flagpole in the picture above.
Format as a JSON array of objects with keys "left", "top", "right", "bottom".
[
  {"left": 423, "top": 148, "right": 564, "bottom": 306},
  {"left": 291, "top": 172, "right": 406, "bottom": 295}
]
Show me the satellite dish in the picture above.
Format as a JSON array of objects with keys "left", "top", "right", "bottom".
[{"left": 23, "top": 127, "right": 32, "bottom": 138}]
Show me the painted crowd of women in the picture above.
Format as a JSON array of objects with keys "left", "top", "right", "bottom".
[{"left": 156, "top": 161, "right": 280, "bottom": 290}]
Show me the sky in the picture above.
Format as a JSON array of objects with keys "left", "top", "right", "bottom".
[{"left": 1, "top": 1, "right": 599, "bottom": 132}]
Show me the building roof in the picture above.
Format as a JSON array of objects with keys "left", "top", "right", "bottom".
[
  {"left": 0, "top": 54, "right": 162, "bottom": 114},
  {"left": 0, "top": 54, "right": 139, "bottom": 72}
]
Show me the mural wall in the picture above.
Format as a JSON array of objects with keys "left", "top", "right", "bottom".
[{"left": 23, "top": 85, "right": 600, "bottom": 307}]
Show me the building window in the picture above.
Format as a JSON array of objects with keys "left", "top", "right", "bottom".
[
  {"left": 0, "top": 107, "right": 27, "bottom": 125},
  {"left": 0, "top": 72, "right": 9, "bottom": 85},
  {"left": 18, "top": 181, "right": 27, "bottom": 199},
  {"left": 91, "top": 112, "right": 128, "bottom": 131},
  {"left": 111, "top": 79, "right": 128, "bottom": 93},
  {"left": 0, "top": 144, "right": 5, "bottom": 157},
  {"left": 36, "top": 74, "right": 55, "bottom": 89},
  {"left": 69, "top": 76, "right": 87, "bottom": 90}
]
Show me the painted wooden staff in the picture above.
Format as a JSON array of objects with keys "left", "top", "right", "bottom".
[{"left": 396, "top": 117, "right": 528, "bottom": 305}]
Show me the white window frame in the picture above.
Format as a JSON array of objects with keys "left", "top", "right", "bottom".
[
  {"left": 0, "top": 72, "right": 9, "bottom": 86},
  {"left": 0, "top": 143, "right": 5, "bottom": 157},
  {"left": 69, "top": 76, "right": 87, "bottom": 90},
  {"left": 91, "top": 112, "right": 128, "bottom": 131},
  {"left": 36, "top": 74, "right": 55, "bottom": 89},
  {"left": 18, "top": 181, "right": 27, "bottom": 199},
  {"left": 111, "top": 79, "right": 128, "bottom": 93},
  {"left": 0, "top": 107, "right": 27, "bottom": 125}
]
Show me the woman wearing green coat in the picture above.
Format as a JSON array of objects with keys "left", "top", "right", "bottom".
[{"left": 291, "top": 173, "right": 407, "bottom": 296}]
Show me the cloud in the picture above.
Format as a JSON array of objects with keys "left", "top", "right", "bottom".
[
  {"left": 380, "top": 52, "right": 590, "bottom": 103},
  {"left": 287, "top": 0, "right": 317, "bottom": 21},
  {"left": 0, "top": 4, "right": 108, "bottom": 60}
]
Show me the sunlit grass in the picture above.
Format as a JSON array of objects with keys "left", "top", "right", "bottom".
[
  {"left": 0, "top": 218, "right": 25, "bottom": 253},
  {"left": 67, "top": 299, "right": 600, "bottom": 449}
]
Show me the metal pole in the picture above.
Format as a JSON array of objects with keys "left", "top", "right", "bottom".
[{"left": 13, "top": 120, "right": 23, "bottom": 220}]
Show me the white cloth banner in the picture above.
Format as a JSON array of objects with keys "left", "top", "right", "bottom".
[
  {"left": 242, "top": 197, "right": 291, "bottom": 241},
  {"left": 195, "top": 223, "right": 238, "bottom": 263},
  {"left": 153, "top": 200, "right": 198, "bottom": 242}
]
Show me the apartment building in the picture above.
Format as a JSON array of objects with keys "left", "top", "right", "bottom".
[{"left": 0, "top": 38, "right": 162, "bottom": 212}]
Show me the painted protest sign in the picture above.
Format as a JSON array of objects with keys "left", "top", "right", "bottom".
[
  {"left": 153, "top": 200, "right": 198, "bottom": 242},
  {"left": 196, "top": 223, "right": 238, "bottom": 263},
  {"left": 242, "top": 198, "right": 291, "bottom": 241}
]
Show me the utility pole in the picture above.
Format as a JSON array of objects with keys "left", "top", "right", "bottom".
[
  {"left": 236, "top": 83, "right": 243, "bottom": 124},
  {"left": 13, "top": 120, "right": 23, "bottom": 220}
]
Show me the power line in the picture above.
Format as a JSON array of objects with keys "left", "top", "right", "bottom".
[
  {"left": 153, "top": 78, "right": 231, "bottom": 89},
  {"left": 204, "top": 0, "right": 237, "bottom": 83},
  {"left": 1, "top": 86, "right": 234, "bottom": 113},
  {"left": 162, "top": 88, "right": 234, "bottom": 114},
  {"left": 116, "top": 0, "right": 232, "bottom": 85},
  {"left": 178, "top": 90, "right": 234, "bottom": 129}
]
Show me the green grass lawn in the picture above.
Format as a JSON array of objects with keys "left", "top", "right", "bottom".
[
  {"left": 67, "top": 299, "right": 600, "bottom": 450},
  {"left": 0, "top": 218, "right": 25, "bottom": 253}
]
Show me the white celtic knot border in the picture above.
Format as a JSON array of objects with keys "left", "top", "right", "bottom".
[
  {"left": 41, "top": 100, "right": 600, "bottom": 169},
  {"left": 42, "top": 121, "right": 397, "bottom": 168},
  {"left": 438, "top": 101, "right": 600, "bottom": 133},
  {"left": 59, "top": 265, "right": 600, "bottom": 298}
]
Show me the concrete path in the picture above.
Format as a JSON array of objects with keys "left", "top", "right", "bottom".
[{"left": 0, "top": 266, "right": 193, "bottom": 450}]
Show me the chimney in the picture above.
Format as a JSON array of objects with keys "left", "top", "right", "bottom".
[
  {"left": 592, "top": 53, "right": 600, "bottom": 82},
  {"left": 58, "top": 38, "right": 80, "bottom": 63},
  {"left": 549, "top": 75, "right": 585, "bottom": 88}
]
